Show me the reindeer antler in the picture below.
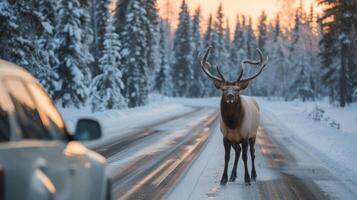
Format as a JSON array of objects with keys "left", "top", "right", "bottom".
[
  {"left": 238, "top": 49, "right": 268, "bottom": 82},
  {"left": 200, "top": 47, "right": 226, "bottom": 82}
]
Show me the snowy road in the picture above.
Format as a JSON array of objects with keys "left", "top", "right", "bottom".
[
  {"left": 94, "top": 106, "right": 219, "bottom": 199},
  {"left": 88, "top": 102, "right": 356, "bottom": 200},
  {"left": 168, "top": 108, "right": 355, "bottom": 200}
]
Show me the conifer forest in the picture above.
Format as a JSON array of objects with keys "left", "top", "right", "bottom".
[{"left": 0, "top": 0, "right": 356, "bottom": 110}]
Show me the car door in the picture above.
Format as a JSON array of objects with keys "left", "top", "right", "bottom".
[
  {"left": 25, "top": 80, "right": 103, "bottom": 200},
  {"left": 2, "top": 77, "right": 72, "bottom": 200},
  {"left": 0, "top": 82, "right": 24, "bottom": 200}
]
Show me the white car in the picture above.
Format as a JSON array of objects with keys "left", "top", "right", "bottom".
[{"left": 0, "top": 60, "right": 110, "bottom": 200}]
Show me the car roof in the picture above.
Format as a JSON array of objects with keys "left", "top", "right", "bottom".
[{"left": 0, "top": 59, "right": 38, "bottom": 82}]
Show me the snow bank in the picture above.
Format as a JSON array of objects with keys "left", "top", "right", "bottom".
[
  {"left": 257, "top": 98, "right": 357, "bottom": 193},
  {"left": 264, "top": 98, "right": 357, "bottom": 134}
]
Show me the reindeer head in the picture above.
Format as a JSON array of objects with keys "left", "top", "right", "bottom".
[{"left": 200, "top": 47, "right": 268, "bottom": 104}]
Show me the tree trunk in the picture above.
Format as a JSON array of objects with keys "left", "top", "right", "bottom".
[{"left": 339, "top": 42, "right": 347, "bottom": 107}]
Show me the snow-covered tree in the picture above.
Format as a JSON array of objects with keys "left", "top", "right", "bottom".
[
  {"left": 0, "top": 1, "right": 43, "bottom": 73},
  {"left": 212, "top": 3, "right": 228, "bottom": 73},
  {"left": 286, "top": 4, "right": 321, "bottom": 102},
  {"left": 202, "top": 14, "right": 216, "bottom": 96},
  {"left": 269, "top": 14, "right": 289, "bottom": 98},
  {"left": 257, "top": 11, "right": 268, "bottom": 52},
  {"left": 171, "top": 0, "right": 192, "bottom": 97},
  {"left": 0, "top": 0, "right": 60, "bottom": 96},
  {"left": 78, "top": 0, "right": 94, "bottom": 83},
  {"left": 145, "top": 0, "right": 160, "bottom": 92},
  {"left": 319, "top": 0, "right": 357, "bottom": 106},
  {"left": 231, "top": 15, "right": 245, "bottom": 72},
  {"left": 89, "top": 0, "right": 111, "bottom": 76},
  {"left": 120, "top": 0, "right": 150, "bottom": 107},
  {"left": 54, "top": 0, "right": 93, "bottom": 108},
  {"left": 187, "top": 7, "right": 204, "bottom": 97},
  {"left": 34, "top": 0, "right": 61, "bottom": 97},
  {"left": 154, "top": 20, "right": 172, "bottom": 95},
  {"left": 254, "top": 11, "right": 268, "bottom": 96},
  {"left": 245, "top": 17, "right": 257, "bottom": 60},
  {"left": 224, "top": 18, "right": 232, "bottom": 78},
  {"left": 90, "top": 18, "right": 126, "bottom": 112}
]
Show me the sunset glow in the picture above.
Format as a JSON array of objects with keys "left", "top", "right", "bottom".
[{"left": 158, "top": 0, "right": 319, "bottom": 29}]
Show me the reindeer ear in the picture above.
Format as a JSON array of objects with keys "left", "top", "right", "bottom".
[
  {"left": 213, "top": 80, "right": 224, "bottom": 89},
  {"left": 237, "top": 81, "right": 249, "bottom": 90}
]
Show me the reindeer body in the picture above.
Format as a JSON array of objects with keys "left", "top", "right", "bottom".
[
  {"left": 199, "top": 47, "right": 268, "bottom": 185},
  {"left": 220, "top": 95, "right": 260, "bottom": 143}
]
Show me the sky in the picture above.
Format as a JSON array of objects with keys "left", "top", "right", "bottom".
[{"left": 158, "top": 0, "right": 319, "bottom": 30}]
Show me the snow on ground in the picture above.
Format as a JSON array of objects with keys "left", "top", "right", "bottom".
[
  {"left": 166, "top": 97, "right": 357, "bottom": 199},
  {"left": 269, "top": 98, "right": 357, "bottom": 134},
  {"left": 59, "top": 96, "right": 357, "bottom": 198},
  {"left": 166, "top": 124, "right": 281, "bottom": 200},
  {"left": 256, "top": 98, "right": 357, "bottom": 195},
  {"left": 59, "top": 95, "right": 220, "bottom": 148},
  {"left": 59, "top": 103, "right": 195, "bottom": 148}
]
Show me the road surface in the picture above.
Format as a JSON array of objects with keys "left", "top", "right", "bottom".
[{"left": 93, "top": 106, "right": 356, "bottom": 200}]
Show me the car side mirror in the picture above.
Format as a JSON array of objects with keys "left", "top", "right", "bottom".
[{"left": 73, "top": 118, "right": 102, "bottom": 141}]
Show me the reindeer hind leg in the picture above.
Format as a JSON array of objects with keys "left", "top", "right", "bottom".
[
  {"left": 242, "top": 139, "right": 251, "bottom": 185},
  {"left": 249, "top": 137, "right": 257, "bottom": 182}
]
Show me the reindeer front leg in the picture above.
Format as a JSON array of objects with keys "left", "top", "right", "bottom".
[
  {"left": 242, "top": 139, "right": 251, "bottom": 185},
  {"left": 221, "top": 138, "right": 231, "bottom": 185},
  {"left": 229, "top": 143, "right": 241, "bottom": 182}
]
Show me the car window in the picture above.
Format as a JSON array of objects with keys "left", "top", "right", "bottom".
[
  {"left": 0, "top": 85, "right": 14, "bottom": 142},
  {"left": 3, "top": 78, "right": 50, "bottom": 140},
  {"left": 27, "top": 82, "right": 68, "bottom": 140}
]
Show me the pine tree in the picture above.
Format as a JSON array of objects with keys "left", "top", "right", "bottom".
[
  {"left": 145, "top": 0, "right": 160, "bottom": 92},
  {"left": 91, "top": 18, "right": 126, "bottom": 112},
  {"left": 187, "top": 7, "right": 204, "bottom": 97},
  {"left": 154, "top": 20, "right": 172, "bottom": 95},
  {"left": 54, "top": 0, "right": 93, "bottom": 108},
  {"left": 121, "top": 0, "right": 150, "bottom": 107},
  {"left": 231, "top": 15, "right": 245, "bottom": 75},
  {"left": 0, "top": 1, "right": 61, "bottom": 97},
  {"left": 257, "top": 11, "right": 268, "bottom": 52},
  {"left": 231, "top": 15, "right": 241, "bottom": 64},
  {"left": 113, "top": 0, "right": 130, "bottom": 34},
  {"left": 78, "top": 0, "right": 94, "bottom": 83},
  {"left": 0, "top": 1, "right": 43, "bottom": 73},
  {"left": 318, "top": 0, "right": 357, "bottom": 106},
  {"left": 290, "top": 10, "right": 300, "bottom": 53},
  {"left": 34, "top": 0, "right": 61, "bottom": 97},
  {"left": 202, "top": 14, "right": 216, "bottom": 96},
  {"left": 254, "top": 11, "right": 268, "bottom": 96},
  {"left": 203, "top": 14, "right": 214, "bottom": 47},
  {"left": 245, "top": 17, "right": 257, "bottom": 59},
  {"left": 288, "top": 6, "right": 319, "bottom": 101},
  {"left": 351, "top": 25, "right": 357, "bottom": 100},
  {"left": 270, "top": 14, "right": 288, "bottom": 98},
  {"left": 212, "top": 3, "right": 228, "bottom": 72},
  {"left": 171, "top": 0, "right": 192, "bottom": 97},
  {"left": 90, "top": 0, "right": 111, "bottom": 76},
  {"left": 0, "top": 1, "right": 15, "bottom": 62},
  {"left": 243, "top": 16, "right": 257, "bottom": 96},
  {"left": 224, "top": 18, "right": 233, "bottom": 79}
]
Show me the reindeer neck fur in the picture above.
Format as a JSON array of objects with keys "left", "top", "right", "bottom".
[{"left": 220, "top": 94, "right": 244, "bottom": 130}]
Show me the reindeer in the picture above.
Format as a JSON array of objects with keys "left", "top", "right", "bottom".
[{"left": 200, "top": 47, "right": 268, "bottom": 185}]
